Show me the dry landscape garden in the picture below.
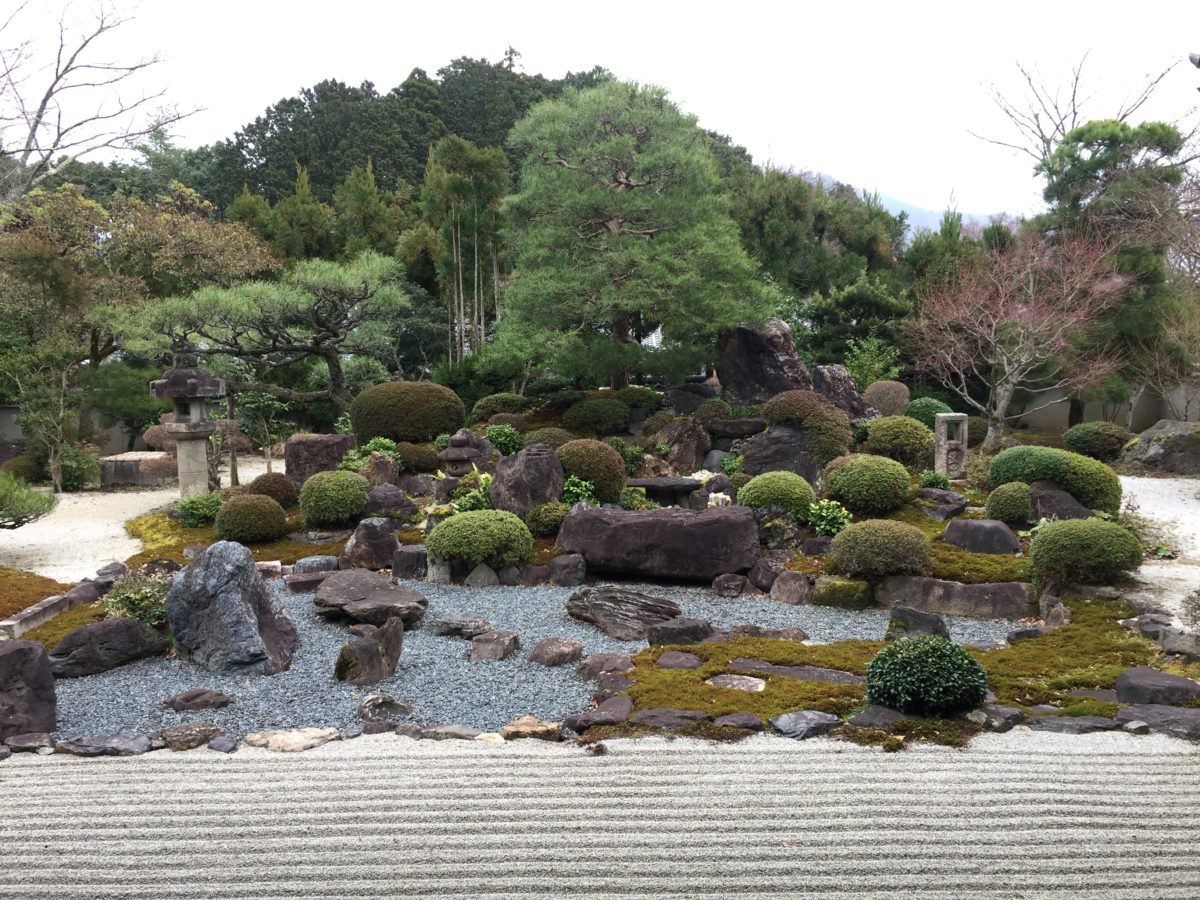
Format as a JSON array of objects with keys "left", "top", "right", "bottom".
[{"left": 3, "top": 15, "right": 1200, "bottom": 772}]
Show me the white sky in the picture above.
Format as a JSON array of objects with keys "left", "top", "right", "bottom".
[{"left": 15, "top": 0, "right": 1200, "bottom": 217}]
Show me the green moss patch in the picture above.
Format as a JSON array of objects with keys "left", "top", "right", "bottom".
[
  {"left": 0, "top": 567, "right": 74, "bottom": 619},
  {"left": 929, "top": 542, "right": 1031, "bottom": 584},
  {"left": 20, "top": 602, "right": 105, "bottom": 650},
  {"left": 124, "top": 511, "right": 346, "bottom": 568},
  {"left": 837, "top": 718, "right": 981, "bottom": 751}
]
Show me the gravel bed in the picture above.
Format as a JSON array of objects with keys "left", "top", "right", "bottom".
[{"left": 53, "top": 579, "right": 1014, "bottom": 739}]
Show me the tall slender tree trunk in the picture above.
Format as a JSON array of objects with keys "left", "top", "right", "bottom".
[
  {"left": 226, "top": 393, "right": 239, "bottom": 487},
  {"left": 610, "top": 315, "right": 632, "bottom": 390}
]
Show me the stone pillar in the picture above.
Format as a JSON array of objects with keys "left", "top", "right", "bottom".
[
  {"left": 150, "top": 368, "right": 226, "bottom": 498},
  {"left": 934, "top": 412, "right": 968, "bottom": 480}
]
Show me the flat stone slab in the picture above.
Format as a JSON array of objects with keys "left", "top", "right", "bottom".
[
  {"left": 314, "top": 570, "right": 428, "bottom": 627},
  {"left": 770, "top": 710, "right": 841, "bottom": 740},
  {"left": 656, "top": 650, "right": 703, "bottom": 669},
  {"left": 876, "top": 576, "right": 1036, "bottom": 620},
  {"left": 728, "top": 658, "right": 865, "bottom": 685},
  {"left": 1026, "top": 716, "right": 1120, "bottom": 735},
  {"left": 1115, "top": 704, "right": 1200, "bottom": 739},
  {"left": 705, "top": 674, "right": 766, "bottom": 693},
  {"left": 628, "top": 707, "right": 712, "bottom": 729},
  {"left": 243, "top": 728, "right": 341, "bottom": 752}
]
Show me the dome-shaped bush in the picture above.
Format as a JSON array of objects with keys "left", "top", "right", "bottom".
[
  {"left": 985, "top": 482, "right": 1032, "bottom": 526},
  {"left": 561, "top": 398, "right": 631, "bottom": 436},
  {"left": 866, "top": 636, "right": 989, "bottom": 716},
  {"left": 527, "top": 501, "right": 570, "bottom": 537},
  {"left": 1062, "top": 421, "right": 1133, "bottom": 463},
  {"left": 350, "top": 381, "right": 466, "bottom": 444},
  {"left": 523, "top": 427, "right": 575, "bottom": 449},
  {"left": 487, "top": 412, "right": 528, "bottom": 432},
  {"left": 556, "top": 439, "right": 626, "bottom": 503},
  {"left": 641, "top": 410, "right": 678, "bottom": 436},
  {"left": 613, "top": 386, "right": 662, "bottom": 409},
  {"left": 967, "top": 416, "right": 988, "bottom": 448},
  {"left": 426, "top": 509, "right": 534, "bottom": 569},
  {"left": 904, "top": 397, "right": 953, "bottom": 429},
  {"left": 1, "top": 453, "right": 44, "bottom": 483},
  {"left": 831, "top": 519, "right": 929, "bottom": 580},
  {"left": 471, "top": 392, "right": 527, "bottom": 421},
  {"left": 245, "top": 472, "right": 299, "bottom": 508},
  {"left": 299, "top": 470, "right": 370, "bottom": 526},
  {"left": 736, "top": 471, "right": 816, "bottom": 522},
  {"left": 693, "top": 399, "right": 732, "bottom": 428},
  {"left": 394, "top": 442, "right": 440, "bottom": 473},
  {"left": 1030, "top": 519, "right": 1142, "bottom": 588},
  {"left": 763, "top": 390, "right": 852, "bottom": 463},
  {"left": 987, "top": 445, "right": 1121, "bottom": 514},
  {"left": 214, "top": 494, "right": 289, "bottom": 544},
  {"left": 865, "top": 416, "right": 935, "bottom": 469},
  {"left": 824, "top": 454, "right": 911, "bottom": 514},
  {"left": 862, "top": 380, "right": 910, "bottom": 417}
]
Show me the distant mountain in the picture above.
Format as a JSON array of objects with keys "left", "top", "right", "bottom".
[{"left": 802, "top": 170, "right": 992, "bottom": 236}]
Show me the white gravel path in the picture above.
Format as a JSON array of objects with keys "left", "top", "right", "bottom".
[{"left": 1120, "top": 476, "right": 1200, "bottom": 622}]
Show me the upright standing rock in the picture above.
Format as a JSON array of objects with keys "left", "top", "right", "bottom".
[
  {"left": 0, "top": 641, "right": 56, "bottom": 741},
  {"left": 338, "top": 518, "right": 401, "bottom": 570},
  {"left": 812, "top": 365, "right": 876, "bottom": 424},
  {"left": 284, "top": 433, "right": 354, "bottom": 487},
  {"left": 716, "top": 320, "right": 813, "bottom": 407},
  {"left": 488, "top": 444, "right": 564, "bottom": 517},
  {"left": 167, "top": 541, "right": 298, "bottom": 675}
]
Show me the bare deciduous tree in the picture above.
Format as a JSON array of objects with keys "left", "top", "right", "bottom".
[{"left": 0, "top": 1, "right": 195, "bottom": 202}]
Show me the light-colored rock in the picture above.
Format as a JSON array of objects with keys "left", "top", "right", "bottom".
[{"left": 243, "top": 728, "right": 342, "bottom": 753}]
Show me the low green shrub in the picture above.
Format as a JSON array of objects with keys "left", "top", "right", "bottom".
[
  {"left": 1062, "top": 421, "right": 1133, "bottom": 463},
  {"left": 487, "top": 412, "right": 528, "bottom": 432},
  {"left": 808, "top": 498, "right": 852, "bottom": 537},
  {"left": 394, "top": 442, "right": 440, "bottom": 472},
  {"left": 1, "top": 452, "right": 44, "bottom": 483},
  {"left": 620, "top": 487, "right": 660, "bottom": 511},
  {"left": 299, "top": 470, "right": 370, "bottom": 526},
  {"left": 763, "top": 390, "right": 852, "bottom": 464},
  {"left": 919, "top": 469, "right": 951, "bottom": 490},
  {"left": 426, "top": 509, "right": 533, "bottom": 568},
  {"left": 523, "top": 427, "right": 575, "bottom": 449},
  {"left": 339, "top": 436, "right": 406, "bottom": 474},
  {"left": 862, "top": 380, "right": 910, "bottom": 417},
  {"left": 0, "top": 470, "right": 56, "bottom": 527},
  {"left": 967, "top": 416, "right": 988, "bottom": 448},
  {"left": 101, "top": 574, "right": 169, "bottom": 627},
  {"left": 350, "top": 380, "right": 466, "bottom": 443},
  {"left": 693, "top": 399, "right": 732, "bottom": 428},
  {"left": 866, "top": 416, "right": 935, "bottom": 469},
  {"left": 612, "top": 386, "right": 662, "bottom": 409},
  {"left": 527, "top": 501, "right": 570, "bottom": 537},
  {"left": 484, "top": 424, "right": 523, "bottom": 456},
  {"left": 729, "top": 472, "right": 751, "bottom": 501},
  {"left": 987, "top": 445, "right": 1121, "bottom": 514},
  {"left": 606, "top": 437, "right": 644, "bottom": 475},
  {"left": 557, "top": 439, "right": 626, "bottom": 503},
  {"left": 434, "top": 433, "right": 451, "bottom": 452},
  {"left": 562, "top": 399, "right": 631, "bottom": 436},
  {"left": 831, "top": 519, "right": 930, "bottom": 580},
  {"left": 720, "top": 454, "right": 744, "bottom": 476},
  {"left": 904, "top": 397, "right": 953, "bottom": 429},
  {"left": 736, "top": 471, "right": 816, "bottom": 522},
  {"left": 471, "top": 392, "right": 527, "bottom": 421},
  {"left": 866, "top": 636, "right": 989, "bottom": 715},
  {"left": 60, "top": 443, "right": 100, "bottom": 491},
  {"left": 561, "top": 475, "right": 598, "bottom": 506},
  {"left": 245, "top": 472, "right": 299, "bottom": 508},
  {"left": 641, "top": 410, "right": 678, "bottom": 436},
  {"left": 215, "top": 494, "right": 289, "bottom": 544},
  {"left": 824, "top": 454, "right": 911, "bottom": 514},
  {"left": 1030, "top": 519, "right": 1143, "bottom": 588},
  {"left": 171, "top": 491, "right": 223, "bottom": 528},
  {"left": 985, "top": 482, "right": 1032, "bottom": 526}
]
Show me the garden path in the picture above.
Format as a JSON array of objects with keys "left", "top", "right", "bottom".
[{"left": 1120, "top": 476, "right": 1200, "bottom": 622}]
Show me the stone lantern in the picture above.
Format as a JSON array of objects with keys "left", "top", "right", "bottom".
[
  {"left": 934, "top": 412, "right": 969, "bottom": 480},
  {"left": 150, "top": 367, "right": 226, "bottom": 497},
  {"left": 438, "top": 433, "right": 482, "bottom": 477}
]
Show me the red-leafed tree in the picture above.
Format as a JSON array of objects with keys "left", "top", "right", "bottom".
[{"left": 910, "top": 234, "right": 1129, "bottom": 451}]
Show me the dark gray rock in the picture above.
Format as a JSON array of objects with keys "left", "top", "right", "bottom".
[
  {"left": 57, "top": 734, "right": 151, "bottom": 757},
  {"left": 391, "top": 545, "right": 427, "bottom": 581},
  {"left": 666, "top": 383, "right": 717, "bottom": 416},
  {"left": 801, "top": 536, "right": 834, "bottom": 556},
  {"left": 717, "top": 319, "right": 813, "bottom": 407},
  {"left": 753, "top": 505, "right": 804, "bottom": 554},
  {"left": 726, "top": 624, "right": 809, "bottom": 642},
  {"left": 576, "top": 653, "right": 634, "bottom": 680},
  {"left": 566, "top": 587, "right": 682, "bottom": 641},
  {"left": 1161, "top": 631, "right": 1200, "bottom": 662},
  {"left": 563, "top": 696, "right": 634, "bottom": 733},
  {"left": 3, "top": 732, "right": 53, "bottom": 752},
  {"left": 713, "top": 712, "right": 764, "bottom": 731},
  {"left": 708, "top": 418, "right": 768, "bottom": 439},
  {"left": 335, "top": 617, "right": 404, "bottom": 686},
  {"left": 162, "top": 688, "right": 231, "bottom": 712},
  {"left": 1114, "top": 704, "right": 1200, "bottom": 739},
  {"left": 713, "top": 573, "right": 747, "bottom": 597},
  {"left": 167, "top": 542, "right": 297, "bottom": 676},
  {"left": 1114, "top": 666, "right": 1200, "bottom": 706},
  {"left": 961, "top": 705, "right": 1028, "bottom": 732},
  {"left": 647, "top": 617, "right": 714, "bottom": 645},
  {"left": 434, "top": 617, "right": 492, "bottom": 639},
  {"left": 358, "top": 693, "right": 410, "bottom": 721},
  {"left": 746, "top": 559, "right": 781, "bottom": 593},
  {"left": 93, "top": 562, "right": 128, "bottom": 595},
  {"left": 314, "top": 569, "right": 427, "bottom": 627},
  {"left": 628, "top": 708, "right": 712, "bottom": 729},
  {"left": 1030, "top": 481, "right": 1093, "bottom": 521},
  {"left": 339, "top": 518, "right": 401, "bottom": 571},
  {"left": 470, "top": 630, "right": 519, "bottom": 662},
  {"left": 770, "top": 710, "right": 841, "bottom": 740},
  {"left": 812, "top": 364, "right": 876, "bottom": 423},
  {"left": 876, "top": 576, "right": 1037, "bottom": 620},
  {"left": 548, "top": 553, "right": 587, "bottom": 587},
  {"left": 0, "top": 642, "right": 56, "bottom": 742},
  {"left": 394, "top": 724, "right": 424, "bottom": 740},
  {"left": 884, "top": 606, "right": 950, "bottom": 641},
  {"left": 207, "top": 735, "right": 238, "bottom": 753},
  {"left": 294, "top": 555, "right": 339, "bottom": 575},
  {"left": 740, "top": 425, "right": 822, "bottom": 481},
  {"left": 659, "top": 419, "right": 712, "bottom": 474},
  {"left": 943, "top": 519, "right": 1020, "bottom": 555},
  {"left": 488, "top": 444, "right": 565, "bottom": 517},
  {"left": 729, "top": 658, "right": 865, "bottom": 685},
  {"left": 464, "top": 563, "right": 500, "bottom": 587},
  {"left": 520, "top": 565, "right": 551, "bottom": 587},
  {"left": 528, "top": 637, "right": 584, "bottom": 667},
  {"left": 365, "top": 484, "right": 417, "bottom": 522},
  {"left": 49, "top": 618, "right": 167, "bottom": 678},
  {"left": 359, "top": 452, "right": 399, "bottom": 488},
  {"left": 593, "top": 672, "right": 635, "bottom": 702},
  {"left": 284, "top": 433, "right": 353, "bottom": 486},
  {"left": 656, "top": 650, "right": 703, "bottom": 669},
  {"left": 1120, "top": 420, "right": 1200, "bottom": 474},
  {"left": 159, "top": 723, "right": 224, "bottom": 752},
  {"left": 1026, "top": 716, "right": 1120, "bottom": 734},
  {"left": 0, "top": 746, "right": 11, "bottom": 762},
  {"left": 848, "top": 705, "right": 920, "bottom": 728},
  {"left": 396, "top": 474, "right": 435, "bottom": 497},
  {"left": 497, "top": 566, "right": 521, "bottom": 586}
]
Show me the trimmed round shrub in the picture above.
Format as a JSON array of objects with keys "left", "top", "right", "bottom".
[
  {"left": 245, "top": 472, "right": 299, "bottom": 508},
  {"left": 523, "top": 427, "right": 575, "bottom": 449},
  {"left": 967, "top": 416, "right": 988, "bottom": 448},
  {"left": 987, "top": 445, "right": 1121, "bottom": 514},
  {"left": 471, "top": 392, "right": 527, "bottom": 421},
  {"left": 1063, "top": 421, "right": 1133, "bottom": 463},
  {"left": 693, "top": 399, "right": 732, "bottom": 428},
  {"left": 349, "top": 381, "right": 466, "bottom": 444},
  {"left": 641, "top": 409, "right": 678, "bottom": 436},
  {"left": 862, "top": 380, "right": 910, "bottom": 417},
  {"left": 736, "top": 471, "right": 816, "bottom": 522},
  {"left": 832, "top": 519, "right": 930, "bottom": 580},
  {"left": 985, "top": 482, "right": 1032, "bottom": 526},
  {"left": 866, "top": 636, "right": 989, "bottom": 716},
  {"left": 527, "top": 501, "right": 570, "bottom": 537},
  {"left": 171, "top": 491, "right": 223, "bottom": 528},
  {"left": 824, "top": 454, "right": 911, "bottom": 515},
  {"left": 865, "top": 416, "right": 935, "bottom": 469},
  {"left": 215, "top": 494, "right": 289, "bottom": 544},
  {"left": 484, "top": 424, "right": 523, "bottom": 456},
  {"left": 613, "top": 386, "right": 662, "bottom": 409},
  {"left": 426, "top": 509, "right": 533, "bottom": 569},
  {"left": 395, "top": 442, "right": 440, "bottom": 472},
  {"left": 561, "top": 399, "right": 631, "bottom": 436},
  {"left": 1030, "top": 519, "right": 1143, "bottom": 587},
  {"left": 487, "top": 412, "right": 528, "bottom": 432},
  {"left": 299, "top": 470, "right": 370, "bottom": 526},
  {"left": 904, "top": 397, "right": 953, "bottom": 429},
  {"left": 556, "top": 439, "right": 627, "bottom": 503},
  {"left": 763, "top": 389, "right": 852, "bottom": 463}
]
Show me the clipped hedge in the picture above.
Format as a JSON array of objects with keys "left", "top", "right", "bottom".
[
  {"left": 487, "top": 412, "right": 528, "bottom": 432},
  {"left": 1030, "top": 519, "right": 1143, "bottom": 587},
  {"left": 865, "top": 416, "right": 935, "bottom": 469},
  {"left": 693, "top": 399, "right": 733, "bottom": 428},
  {"left": 395, "top": 442, "right": 440, "bottom": 473},
  {"left": 862, "top": 380, "right": 910, "bottom": 417},
  {"left": 471, "top": 392, "right": 527, "bottom": 421},
  {"left": 527, "top": 501, "right": 570, "bottom": 537},
  {"left": 350, "top": 381, "right": 466, "bottom": 444},
  {"left": 1062, "top": 421, "right": 1133, "bottom": 463},
  {"left": 866, "top": 636, "right": 989, "bottom": 716},
  {"left": 763, "top": 389, "right": 852, "bottom": 463},
  {"left": 214, "top": 494, "right": 289, "bottom": 544},
  {"left": 831, "top": 519, "right": 930, "bottom": 580},
  {"left": 245, "top": 472, "right": 299, "bottom": 508},
  {"left": 904, "top": 397, "right": 953, "bottom": 429},
  {"left": 561, "top": 398, "right": 631, "bottom": 436},
  {"left": 824, "top": 454, "right": 911, "bottom": 515},
  {"left": 523, "top": 427, "right": 575, "bottom": 449},
  {"left": 967, "top": 416, "right": 988, "bottom": 448},
  {"left": 985, "top": 482, "right": 1032, "bottom": 526},
  {"left": 557, "top": 439, "right": 626, "bottom": 503},
  {"left": 299, "top": 470, "right": 370, "bottom": 526},
  {"left": 612, "top": 386, "right": 662, "bottom": 410},
  {"left": 736, "top": 471, "right": 816, "bottom": 522},
  {"left": 426, "top": 509, "right": 533, "bottom": 569},
  {"left": 987, "top": 445, "right": 1121, "bottom": 514}
]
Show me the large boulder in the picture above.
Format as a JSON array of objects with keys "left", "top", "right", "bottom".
[
  {"left": 876, "top": 576, "right": 1036, "bottom": 620},
  {"left": 556, "top": 506, "right": 760, "bottom": 581},
  {"left": 658, "top": 419, "right": 711, "bottom": 474},
  {"left": 942, "top": 519, "right": 1021, "bottom": 555},
  {"left": 49, "top": 618, "right": 168, "bottom": 678},
  {"left": 314, "top": 570, "right": 428, "bottom": 627},
  {"left": 284, "top": 433, "right": 353, "bottom": 487},
  {"left": 717, "top": 319, "right": 812, "bottom": 407},
  {"left": 665, "top": 383, "right": 717, "bottom": 416},
  {"left": 364, "top": 484, "right": 418, "bottom": 522},
  {"left": 167, "top": 542, "right": 298, "bottom": 675},
  {"left": 338, "top": 518, "right": 401, "bottom": 570},
  {"left": 488, "top": 444, "right": 564, "bottom": 517},
  {"left": 359, "top": 452, "right": 399, "bottom": 487},
  {"left": 812, "top": 364, "right": 876, "bottom": 424},
  {"left": 566, "top": 586, "right": 682, "bottom": 640},
  {"left": 1114, "top": 666, "right": 1200, "bottom": 706},
  {"left": 884, "top": 606, "right": 950, "bottom": 641},
  {"left": 1120, "top": 420, "right": 1200, "bottom": 474},
  {"left": 1114, "top": 704, "right": 1200, "bottom": 739},
  {"left": 334, "top": 618, "right": 404, "bottom": 686},
  {"left": 0, "top": 641, "right": 56, "bottom": 741},
  {"left": 740, "top": 426, "right": 822, "bottom": 481},
  {"left": 1030, "top": 481, "right": 1092, "bottom": 521}
]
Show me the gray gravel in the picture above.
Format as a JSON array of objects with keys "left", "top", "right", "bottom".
[{"left": 53, "top": 578, "right": 1014, "bottom": 739}]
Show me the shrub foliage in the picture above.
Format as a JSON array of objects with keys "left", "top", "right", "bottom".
[
  {"left": 557, "top": 439, "right": 626, "bottom": 503},
  {"left": 426, "top": 509, "right": 534, "bottom": 568},
  {"left": 1062, "top": 421, "right": 1133, "bottom": 463},
  {"left": 1030, "top": 519, "right": 1143, "bottom": 587},
  {"left": 245, "top": 472, "right": 299, "bottom": 508},
  {"left": 214, "top": 494, "right": 289, "bottom": 544},
  {"left": 299, "top": 470, "right": 370, "bottom": 526},
  {"left": 987, "top": 445, "right": 1121, "bottom": 514},
  {"left": 824, "top": 454, "right": 911, "bottom": 514},
  {"left": 985, "top": 482, "right": 1032, "bottom": 525},
  {"left": 831, "top": 519, "right": 930, "bottom": 580},
  {"left": 736, "top": 471, "right": 816, "bottom": 522},
  {"left": 866, "top": 416, "right": 935, "bottom": 469},
  {"left": 350, "top": 381, "right": 466, "bottom": 443},
  {"left": 866, "top": 636, "right": 989, "bottom": 715}
]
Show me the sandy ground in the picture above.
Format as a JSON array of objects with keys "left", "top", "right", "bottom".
[
  {"left": 0, "top": 457, "right": 275, "bottom": 584},
  {"left": 1119, "top": 476, "right": 1200, "bottom": 622}
]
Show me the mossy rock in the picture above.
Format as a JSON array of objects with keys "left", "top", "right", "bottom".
[{"left": 811, "top": 575, "right": 874, "bottom": 610}]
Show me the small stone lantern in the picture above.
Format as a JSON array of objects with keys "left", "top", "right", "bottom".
[
  {"left": 150, "top": 367, "right": 226, "bottom": 497},
  {"left": 934, "top": 412, "right": 969, "bottom": 480},
  {"left": 438, "top": 433, "right": 481, "bottom": 477}
]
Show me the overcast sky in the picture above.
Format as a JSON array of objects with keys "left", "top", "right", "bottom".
[{"left": 14, "top": 0, "right": 1200, "bottom": 218}]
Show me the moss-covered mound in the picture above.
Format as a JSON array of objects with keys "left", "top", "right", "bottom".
[
  {"left": 299, "top": 470, "right": 370, "bottom": 526},
  {"left": 426, "top": 509, "right": 534, "bottom": 569},
  {"left": 987, "top": 445, "right": 1121, "bottom": 514},
  {"left": 1062, "top": 421, "right": 1133, "bottom": 463},
  {"left": 245, "top": 472, "right": 299, "bottom": 508},
  {"left": 523, "top": 427, "right": 575, "bottom": 449},
  {"left": 904, "top": 397, "right": 953, "bottom": 429},
  {"left": 824, "top": 454, "right": 910, "bottom": 515},
  {"left": 736, "top": 471, "right": 816, "bottom": 522},
  {"left": 527, "top": 501, "right": 570, "bottom": 537},
  {"left": 350, "top": 381, "right": 466, "bottom": 443},
  {"left": 1030, "top": 519, "right": 1143, "bottom": 588},
  {"left": 214, "top": 494, "right": 289, "bottom": 544},
  {"left": 865, "top": 416, "right": 935, "bottom": 469},
  {"left": 561, "top": 399, "right": 631, "bottom": 436},
  {"left": 832, "top": 519, "right": 930, "bottom": 580},
  {"left": 986, "top": 482, "right": 1032, "bottom": 526},
  {"left": 471, "top": 392, "right": 527, "bottom": 421},
  {"left": 557, "top": 439, "right": 626, "bottom": 503},
  {"left": 862, "top": 380, "right": 910, "bottom": 417}
]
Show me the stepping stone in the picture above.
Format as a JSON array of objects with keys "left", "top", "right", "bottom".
[
  {"left": 705, "top": 674, "right": 766, "bottom": 692},
  {"left": 848, "top": 705, "right": 920, "bottom": 728},
  {"left": 314, "top": 570, "right": 428, "bottom": 627},
  {"left": 628, "top": 708, "right": 712, "bottom": 729},
  {"left": 713, "top": 712, "right": 764, "bottom": 731},
  {"left": 158, "top": 724, "right": 224, "bottom": 752},
  {"left": 501, "top": 716, "right": 561, "bottom": 741},
  {"left": 564, "top": 696, "right": 634, "bottom": 733},
  {"left": 3, "top": 733, "right": 54, "bottom": 752},
  {"left": 576, "top": 653, "right": 634, "bottom": 680},
  {"left": 656, "top": 650, "right": 703, "bottom": 669},
  {"left": 592, "top": 673, "right": 635, "bottom": 703},
  {"left": 647, "top": 617, "right": 714, "bottom": 645},
  {"left": 434, "top": 617, "right": 492, "bottom": 639},
  {"left": 961, "top": 705, "right": 1027, "bottom": 733},
  {"left": 1026, "top": 716, "right": 1119, "bottom": 734},
  {"left": 727, "top": 624, "right": 809, "bottom": 642},
  {"left": 770, "top": 710, "right": 841, "bottom": 740},
  {"left": 728, "top": 658, "right": 865, "bottom": 685}
]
